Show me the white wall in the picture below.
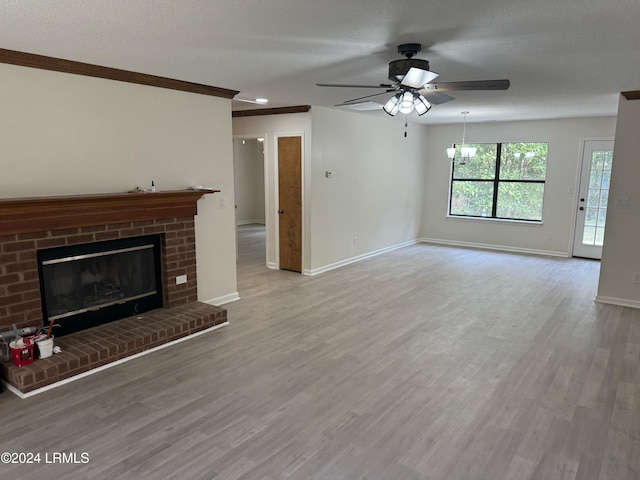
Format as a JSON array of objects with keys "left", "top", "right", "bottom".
[
  {"left": 0, "top": 62, "right": 237, "bottom": 305},
  {"left": 233, "top": 139, "right": 265, "bottom": 224},
  {"left": 232, "top": 108, "right": 429, "bottom": 274},
  {"left": 420, "top": 117, "right": 616, "bottom": 255},
  {"left": 232, "top": 112, "right": 313, "bottom": 269},
  {"left": 597, "top": 95, "right": 640, "bottom": 307},
  {"left": 309, "top": 107, "right": 428, "bottom": 272}
]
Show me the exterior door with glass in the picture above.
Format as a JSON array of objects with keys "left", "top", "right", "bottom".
[{"left": 572, "top": 139, "right": 614, "bottom": 259}]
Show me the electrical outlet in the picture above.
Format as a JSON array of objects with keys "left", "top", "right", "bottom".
[
  {"left": 219, "top": 197, "right": 226, "bottom": 209},
  {"left": 176, "top": 275, "right": 187, "bottom": 285},
  {"left": 633, "top": 272, "right": 640, "bottom": 284},
  {"left": 353, "top": 235, "right": 358, "bottom": 246},
  {"left": 547, "top": 232, "right": 553, "bottom": 241},
  {"left": 325, "top": 171, "right": 334, "bottom": 178}
]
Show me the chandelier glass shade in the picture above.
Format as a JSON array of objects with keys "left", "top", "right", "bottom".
[{"left": 447, "top": 112, "right": 476, "bottom": 163}]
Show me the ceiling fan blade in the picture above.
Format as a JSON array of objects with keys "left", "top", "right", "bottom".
[
  {"left": 316, "top": 83, "right": 394, "bottom": 89},
  {"left": 337, "top": 90, "right": 397, "bottom": 106},
  {"left": 420, "top": 79, "right": 510, "bottom": 92},
  {"left": 337, "top": 101, "right": 383, "bottom": 111},
  {"left": 421, "top": 91, "right": 456, "bottom": 105},
  {"left": 400, "top": 67, "right": 439, "bottom": 89}
]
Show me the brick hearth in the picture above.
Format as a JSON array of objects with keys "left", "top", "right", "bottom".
[
  {"left": 0, "top": 191, "right": 226, "bottom": 395},
  {"left": 2, "top": 302, "right": 227, "bottom": 394}
]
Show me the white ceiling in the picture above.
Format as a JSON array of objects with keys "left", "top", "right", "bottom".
[{"left": 1, "top": 0, "right": 639, "bottom": 124}]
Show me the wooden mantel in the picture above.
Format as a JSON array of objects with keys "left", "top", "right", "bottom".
[{"left": 0, "top": 190, "right": 219, "bottom": 236}]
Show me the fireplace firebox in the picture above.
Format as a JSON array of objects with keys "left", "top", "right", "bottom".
[{"left": 37, "top": 235, "right": 164, "bottom": 336}]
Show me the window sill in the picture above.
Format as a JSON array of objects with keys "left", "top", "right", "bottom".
[{"left": 446, "top": 215, "right": 543, "bottom": 226}]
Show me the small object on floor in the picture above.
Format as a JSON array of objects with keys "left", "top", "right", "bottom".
[{"left": 53, "top": 346, "right": 62, "bottom": 354}]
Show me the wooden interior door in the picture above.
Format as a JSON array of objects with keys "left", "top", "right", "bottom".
[{"left": 277, "top": 136, "right": 302, "bottom": 272}]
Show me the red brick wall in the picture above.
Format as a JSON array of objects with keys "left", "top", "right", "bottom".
[{"left": 0, "top": 217, "right": 198, "bottom": 333}]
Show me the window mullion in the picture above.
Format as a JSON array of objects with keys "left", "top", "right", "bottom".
[{"left": 491, "top": 143, "right": 501, "bottom": 217}]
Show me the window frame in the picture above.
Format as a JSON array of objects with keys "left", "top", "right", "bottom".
[{"left": 448, "top": 142, "right": 547, "bottom": 222}]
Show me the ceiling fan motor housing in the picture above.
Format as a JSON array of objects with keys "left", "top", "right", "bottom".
[
  {"left": 388, "top": 58, "right": 430, "bottom": 83},
  {"left": 397, "top": 43, "right": 422, "bottom": 57}
]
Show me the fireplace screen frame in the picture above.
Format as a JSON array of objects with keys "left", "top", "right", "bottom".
[{"left": 37, "top": 234, "right": 164, "bottom": 336}]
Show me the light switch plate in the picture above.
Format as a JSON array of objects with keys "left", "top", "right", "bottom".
[{"left": 615, "top": 197, "right": 629, "bottom": 208}]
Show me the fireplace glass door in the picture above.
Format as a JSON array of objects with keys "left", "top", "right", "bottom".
[{"left": 38, "top": 235, "right": 163, "bottom": 336}]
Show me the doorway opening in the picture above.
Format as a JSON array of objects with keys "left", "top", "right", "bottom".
[
  {"left": 233, "top": 137, "right": 267, "bottom": 267},
  {"left": 231, "top": 131, "right": 305, "bottom": 277}
]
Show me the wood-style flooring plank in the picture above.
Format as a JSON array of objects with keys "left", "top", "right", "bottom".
[{"left": 1, "top": 224, "right": 639, "bottom": 479}]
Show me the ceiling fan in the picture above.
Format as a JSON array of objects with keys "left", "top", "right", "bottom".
[{"left": 316, "top": 43, "right": 510, "bottom": 116}]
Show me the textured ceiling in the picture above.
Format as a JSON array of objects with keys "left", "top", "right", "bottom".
[{"left": 1, "top": 0, "right": 638, "bottom": 124}]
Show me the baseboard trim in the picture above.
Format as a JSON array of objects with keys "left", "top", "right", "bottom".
[
  {"left": 304, "top": 239, "right": 418, "bottom": 276},
  {"left": 1, "top": 322, "right": 229, "bottom": 399},
  {"left": 205, "top": 292, "right": 241, "bottom": 306},
  {"left": 419, "top": 238, "right": 569, "bottom": 258},
  {"left": 236, "top": 220, "right": 265, "bottom": 226},
  {"left": 267, "top": 262, "right": 277, "bottom": 270},
  {"left": 594, "top": 296, "right": 640, "bottom": 309}
]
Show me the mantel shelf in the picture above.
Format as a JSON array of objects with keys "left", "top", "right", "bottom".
[{"left": 0, "top": 190, "right": 219, "bottom": 236}]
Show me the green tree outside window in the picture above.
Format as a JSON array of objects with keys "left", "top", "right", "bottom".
[{"left": 449, "top": 142, "right": 548, "bottom": 221}]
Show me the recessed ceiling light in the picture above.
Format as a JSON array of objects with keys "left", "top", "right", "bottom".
[
  {"left": 257, "top": 137, "right": 264, "bottom": 142},
  {"left": 255, "top": 98, "right": 268, "bottom": 104}
]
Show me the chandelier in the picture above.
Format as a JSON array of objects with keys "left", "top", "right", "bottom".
[
  {"left": 383, "top": 91, "right": 432, "bottom": 116},
  {"left": 446, "top": 111, "right": 476, "bottom": 164}
]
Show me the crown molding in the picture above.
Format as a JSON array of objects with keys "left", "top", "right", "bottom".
[
  {"left": 232, "top": 105, "right": 311, "bottom": 117},
  {"left": 0, "top": 48, "right": 239, "bottom": 99},
  {"left": 621, "top": 91, "right": 640, "bottom": 100}
]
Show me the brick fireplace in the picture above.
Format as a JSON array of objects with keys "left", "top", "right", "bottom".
[{"left": 0, "top": 190, "right": 228, "bottom": 394}]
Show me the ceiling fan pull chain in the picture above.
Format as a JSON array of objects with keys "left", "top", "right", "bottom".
[{"left": 404, "top": 115, "right": 408, "bottom": 137}]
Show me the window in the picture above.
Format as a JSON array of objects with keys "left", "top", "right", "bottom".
[{"left": 449, "top": 142, "right": 548, "bottom": 221}]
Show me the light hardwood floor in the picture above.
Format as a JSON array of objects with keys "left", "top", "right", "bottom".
[{"left": 1, "top": 224, "right": 638, "bottom": 480}]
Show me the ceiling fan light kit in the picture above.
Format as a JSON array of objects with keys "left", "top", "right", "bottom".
[{"left": 383, "top": 92, "right": 431, "bottom": 116}]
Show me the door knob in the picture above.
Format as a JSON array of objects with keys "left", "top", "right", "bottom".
[{"left": 278, "top": 210, "right": 284, "bottom": 214}]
